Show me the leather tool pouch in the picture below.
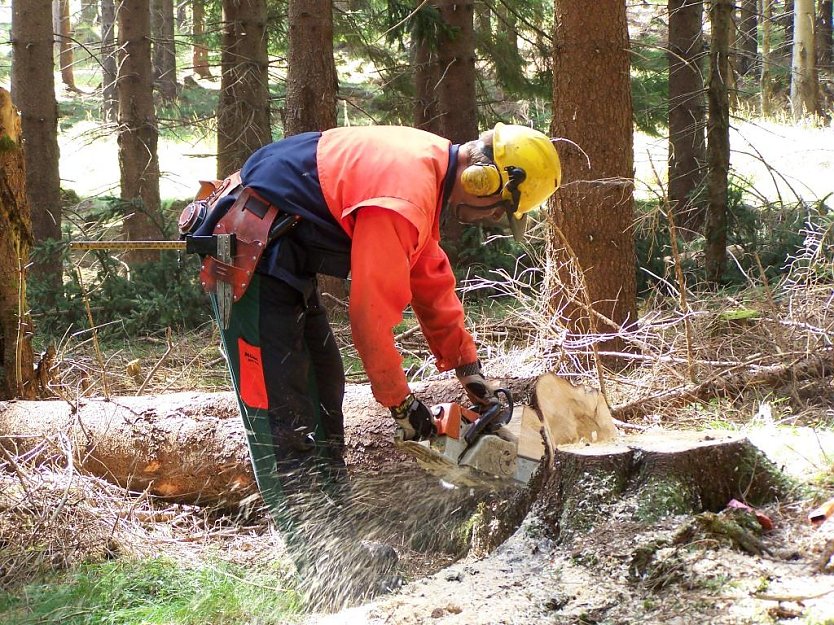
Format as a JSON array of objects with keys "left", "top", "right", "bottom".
[{"left": 199, "top": 186, "right": 280, "bottom": 302}]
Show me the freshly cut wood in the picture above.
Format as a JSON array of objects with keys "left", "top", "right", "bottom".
[
  {"left": 532, "top": 430, "right": 790, "bottom": 542},
  {"left": 611, "top": 350, "right": 834, "bottom": 422},
  {"left": 532, "top": 373, "right": 618, "bottom": 453}
]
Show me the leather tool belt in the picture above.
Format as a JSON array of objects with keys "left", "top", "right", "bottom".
[{"left": 199, "top": 184, "right": 281, "bottom": 303}]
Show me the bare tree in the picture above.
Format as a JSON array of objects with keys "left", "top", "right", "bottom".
[
  {"left": 53, "top": 0, "right": 77, "bottom": 91},
  {"left": 819, "top": 0, "right": 833, "bottom": 69},
  {"left": 705, "top": 0, "right": 732, "bottom": 284},
  {"left": 285, "top": 0, "right": 347, "bottom": 303},
  {"left": 551, "top": 0, "right": 637, "bottom": 353},
  {"left": 192, "top": 0, "right": 213, "bottom": 79},
  {"left": 117, "top": 0, "right": 163, "bottom": 263},
  {"left": 101, "top": 0, "right": 118, "bottom": 122},
  {"left": 216, "top": 0, "right": 271, "bottom": 178},
  {"left": 761, "top": 0, "right": 777, "bottom": 116},
  {"left": 435, "top": 0, "right": 477, "bottom": 266},
  {"left": 0, "top": 89, "right": 37, "bottom": 400},
  {"left": 11, "top": 0, "right": 63, "bottom": 290},
  {"left": 668, "top": 0, "right": 707, "bottom": 236},
  {"left": 791, "top": 0, "right": 818, "bottom": 119},
  {"left": 151, "top": 0, "right": 178, "bottom": 101},
  {"left": 737, "top": 0, "right": 759, "bottom": 75}
]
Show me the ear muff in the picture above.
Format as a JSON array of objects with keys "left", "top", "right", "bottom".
[{"left": 460, "top": 163, "right": 503, "bottom": 197}]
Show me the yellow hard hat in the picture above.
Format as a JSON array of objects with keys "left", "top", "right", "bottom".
[{"left": 493, "top": 123, "right": 562, "bottom": 217}]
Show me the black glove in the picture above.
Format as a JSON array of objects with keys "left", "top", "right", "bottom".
[
  {"left": 390, "top": 393, "right": 435, "bottom": 441},
  {"left": 455, "top": 361, "right": 494, "bottom": 406}
]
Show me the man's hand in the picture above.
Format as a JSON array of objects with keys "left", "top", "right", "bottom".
[
  {"left": 390, "top": 393, "right": 435, "bottom": 441},
  {"left": 455, "top": 361, "right": 494, "bottom": 407}
]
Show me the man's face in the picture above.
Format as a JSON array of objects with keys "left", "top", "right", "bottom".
[{"left": 451, "top": 198, "right": 511, "bottom": 225}]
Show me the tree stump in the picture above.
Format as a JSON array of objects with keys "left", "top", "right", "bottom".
[{"left": 533, "top": 430, "right": 792, "bottom": 542}]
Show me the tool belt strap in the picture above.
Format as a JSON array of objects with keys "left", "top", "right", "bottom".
[
  {"left": 196, "top": 170, "right": 242, "bottom": 205},
  {"left": 199, "top": 185, "right": 281, "bottom": 302}
]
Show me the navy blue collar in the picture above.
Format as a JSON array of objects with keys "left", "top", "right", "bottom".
[{"left": 442, "top": 144, "right": 460, "bottom": 208}]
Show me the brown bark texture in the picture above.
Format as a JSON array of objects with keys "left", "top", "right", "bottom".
[
  {"left": 737, "top": 0, "right": 759, "bottom": 75},
  {"left": 667, "top": 0, "right": 706, "bottom": 237},
  {"left": 412, "top": 34, "right": 441, "bottom": 134},
  {"left": 284, "top": 0, "right": 348, "bottom": 305},
  {"left": 192, "top": 0, "right": 212, "bottom": 79},
  {"left": 791, "top": 0, "right": 819, "bottom": 119},
  {"left": 285, "top": 0, "right": 337, "bottom": 134},
  {"left": 550, "top": 0, "right": 637, "bottom": 351},
  {"left": 819, "top": 0, "right": 833, "bottom": 69},
  {"left": 151, "top": 0, "right": 178, "bottom": 101},
  {"left": 11, "top": 0, "right": 63, "bottom": 285},
  {"left": 705, "top": 0, "right": 732, "bottom": 284},
  {"left": 761, "top": 0, "right": 776, "bottom": 116},
  {"left": 101, "top": 0, "right": 118, "bottom": 123},
  {"left": 216, "top": 0, "right": 271, "bottom": 178},
  {"left": 117, "top": 0, "right": 163, "bottom": 264},
  {"left": 0, "top": 378, "right": 536, "bottom": 505},
  {"left": 55, "top": 0, "right": 76, "bottom": 91},
  {"left": 434, "top": 0, "right": 477, "bottom": 266},
  {"left": 0, "top": 89, "right": 37, "bottom": 400}
]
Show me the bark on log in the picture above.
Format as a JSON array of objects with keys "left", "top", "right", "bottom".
[
  {"left": 0, "top": 378, "right": 536, "bottom": 506},
  {"left": 532, "top": 431, "right": 791, "bottom": 543},
  {"left": 611, "top": 350, "right": 834, "bottom": 422}
]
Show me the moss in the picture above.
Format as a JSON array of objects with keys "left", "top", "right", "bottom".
[
  {"left": 0, "top": 134, "right": 18, "bottom": 153},
  {"left": 634, "top": 476, "right": 697, "bottom": 523}
]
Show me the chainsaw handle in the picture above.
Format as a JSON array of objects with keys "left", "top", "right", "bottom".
[{"left": 462, "top": 388, "right": 513, "bottom": 446}]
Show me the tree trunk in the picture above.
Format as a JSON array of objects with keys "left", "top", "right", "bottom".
[
  {"left": 192, "top": 0, "right": 212, "bottom": 79},
  {"left": 761, "top": 0, "right": 777, "bottom": 116},
  {"left": 534, "top": 431, "right": 788, "bottom": 542},
  {"left": 412, "top": 5, "right": 441, "bottom": 134},
  {"left": 667, "top": 0, "right": 707, "bottom": 237},
  {"left": 0, "top": 90, "right": 37, "bottom": 400},
  {"left": 738, "top": 0, "right": 759, "bottom": 75},
  {"left": 80, "top": 0, "right": 99, "bottom": 24},
  {"left": 705, "top": 0, "right": 732, "bottom": 285},
  {"left": 791, "top": 0, "right": 818, "bottom": 119},
  {"left": 819, "top": 0, "right": 833, "bottom": 69},
  {"left": 550, "top": 0, "right": 637, "bottom": 354},
  {"left": 435, "top": 0, "right": 477, "bottom": 268},
  {"left": 54, "top": 0, "right": 76, "bottom": 91},
  {"left": 101, "top": 0, "right": 118, "bottom": 123},
  {"left": 216, "top": 0, "right": 271, "bottom": 178},
  {"left": 11, "top": 0, "right": 63, "bottom": 291},
  {"left": 117, "top": 0, "right": 163, "bottom": 264},
  {"left": 0, "top": 377, "right": 537, "bottom": 504},
  {"left": 785, "top": 0, "right": 796, "bottom": 39},
  {"left": 151, "top": 0, "right": 178, "bottom": 101},
  {"left": 284, "top": 0, "right": 348, "bottom": 308}
]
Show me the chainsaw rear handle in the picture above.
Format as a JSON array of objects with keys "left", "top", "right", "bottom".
[{"left": 463, "top": 388, "right": 513, "bottom": 446}]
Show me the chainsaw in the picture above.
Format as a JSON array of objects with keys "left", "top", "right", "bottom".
[{"left": 395, "top": 388, "right": 541, "bottom": 489}]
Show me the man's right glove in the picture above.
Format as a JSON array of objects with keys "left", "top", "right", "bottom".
[
  {"left": 455, "top": 361, "right": 494, "bottom": 407},
  {"left": 389, "top": 393, "right": 435, "bottom": 441}
]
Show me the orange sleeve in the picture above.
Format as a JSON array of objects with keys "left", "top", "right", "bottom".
[
  {"left": 349, "top": 207, "right": 419, "bottom": 407},
  {"left": 409, "top": 240, "right": 478, "bottom": 372}
]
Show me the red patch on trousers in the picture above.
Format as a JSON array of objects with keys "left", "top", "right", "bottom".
[{"left": 238, "top": 338, "right": 269, "bottom": 410}]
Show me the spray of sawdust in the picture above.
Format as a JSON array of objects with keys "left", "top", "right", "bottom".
[{"left": 258, "top": 461, "right": 502, "bottom": 613}]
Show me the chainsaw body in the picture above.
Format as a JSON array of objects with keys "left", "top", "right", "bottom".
[{"left": 398, "top": 389, "right": 542, "bottom": 488}]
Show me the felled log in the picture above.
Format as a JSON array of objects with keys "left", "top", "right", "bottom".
[{"left": 0, "top": 377, "right": 537, "bottom": 506}]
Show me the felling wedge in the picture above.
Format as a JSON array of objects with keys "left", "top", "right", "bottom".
[{"left": 396, "top": 376, "right": 619, "bottom": 489}]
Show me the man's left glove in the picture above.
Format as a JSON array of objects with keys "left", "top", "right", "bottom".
[
  {"left": 455, "top": 361, "right": 494, "bottom": 407},
  {"left": 390, "top": 393, "right": 435, "bottom": 441}
]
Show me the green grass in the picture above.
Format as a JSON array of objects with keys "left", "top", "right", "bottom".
[{"left": 0, "top": 557, "right": 302, "bottom": 625}]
